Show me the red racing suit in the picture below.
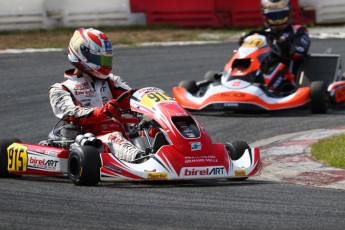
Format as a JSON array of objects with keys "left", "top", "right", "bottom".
[
  {"left": 49, "top": 69, "right": 131, "bottom": 136},
  {"left": 49, "top": 69, "right": 144, "bottom": 162}
]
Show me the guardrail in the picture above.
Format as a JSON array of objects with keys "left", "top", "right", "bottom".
[
  {"left": 299, "top": 0, "right": 345, "bottom": 24},
  {"left": 143, "top": 0, "right": 221, "bottom": 27},
  {"left": 45, "top": 0, "right": 145, "bottom": 27},
  {"left": 1, "top": 0, "right": 344, "bottom": 31},
  {"left": 0, "top": 0, "right": 48, "bottom": 30},
  {"left": 316, "top": 1, "right": 345, "bottom": 24},
  {"left": 0, "top": 0, "right": 145, "bottom": 31},
  {"left": 131, "top": 0, "right": 315, "bottom": 28}
]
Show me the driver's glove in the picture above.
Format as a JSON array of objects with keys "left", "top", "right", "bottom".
[{"left": 95, "top": 99, "right": 122, "bottom": 119}]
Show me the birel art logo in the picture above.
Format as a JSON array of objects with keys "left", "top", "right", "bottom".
[
  {"left": 29, "top": 157, "right": 58, "bottom": 168},
  {"left": 182, "top": 167, "right": 226, "bottom": 177}
]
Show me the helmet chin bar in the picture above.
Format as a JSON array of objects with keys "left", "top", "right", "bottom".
[{"left": 71, "top": 61, "right": 110, "bottom": 80}]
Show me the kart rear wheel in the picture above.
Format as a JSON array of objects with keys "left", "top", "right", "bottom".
[
  {"left": 310, "top": 81, "right": 329, "bottom": 114},
  {"left": 68, "top": 146, "right": 101, "bottom": 186},
  {"left": 178, "top": 80, "right": 198, "bottom": 94},
  {"left": 225, "top": 140, "right": 250, "bottom": 181},
  {"left": 0, "top": 138, "right": 21, "bottom": 178}
]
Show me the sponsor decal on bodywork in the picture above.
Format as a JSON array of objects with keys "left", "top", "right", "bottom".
[
  {"left": 224, "top": 103, "right": 239, "bottom": 107},
  {"left": 220, "top": 92, "right": 245, "bottom": 98},
  {"left": 234, "top": 169, "right": 247, "bottom": 177},
  {"left": 181, "top": 166, "right": 226, "bottom": 178},
  {"left": 104, "top": 164, "right": 123, "bottom": 173},
  {"left": 184, "top": 155, "right": 218, "bottom": 164},
  {"left": 190, "top": 142, "right": 202, "bottom": 151},
  {"left": 28, "top": 155, "right": 59, "bottom": 171},
  {"left": 147, "top": 172, "right": 168, "bottom": 180}
]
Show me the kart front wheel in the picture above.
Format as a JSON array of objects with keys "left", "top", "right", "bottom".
[
  {"left": 204, "top": 70, "right": 221, "bottom": 82},
  {"left": 225, "top": 140, "right": 250, "bottom": 161},
  {"left": 178, "top": 80, "right": 198, "bottom": 94},
  {"left": 68, "top": 146, "right": 101, "bottom": 186},
  {"left": 0, "top": 138, "right": 21, "bottom": 177},
  {"left": 310, "top": 81, "right": 328, "bottom": 114},
  {"left": 225, "top": 140, "right": 250, "bottom": 181}
]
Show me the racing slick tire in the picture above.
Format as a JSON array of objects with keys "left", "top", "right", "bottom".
[
  {"left": 225, "top": 140, "right": 250, "bottom": 161},
  {"left": 310, "top": 81, "right": 329, "bottom": 114},
  {"left": 0, "top": 138, "right": 21, "bottom": 178},
  {"left": 225, "top": 140, "right": 250, "bottom": 181},
  {"left": 178, "top": 80, "right": 198, "bottom": 94},
  {"left": 68, "top": 146, "right": 101, "bottom": 186},
  {"left": 204, "top": 70, "right": 221, "bottom": 82}
]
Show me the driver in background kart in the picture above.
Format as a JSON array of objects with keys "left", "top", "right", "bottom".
[
  {"left": 241, "top": 0, "right": 310, "bottom": 95},
  {"left": 49, "top": 28, "right": 147, "bottom": 163}
]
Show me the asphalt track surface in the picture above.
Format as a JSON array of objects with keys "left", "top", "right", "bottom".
[{"left": 1, "top": 40, "right": 345, "bottom": 229}]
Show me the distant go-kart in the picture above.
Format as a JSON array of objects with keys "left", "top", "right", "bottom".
[
  {"left": 173, "top": 30, "right": 345, "bottom": 113},
  {"left": 0, "top": 87, "right": 262, "bottom": 186}
]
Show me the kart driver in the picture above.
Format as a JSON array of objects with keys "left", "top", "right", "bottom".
[
  {"left": 242, "top": 0, "right": 311, "bottom": 95},
  {"left": 49, "top": 28, "right": 146, "bottom": 163}
]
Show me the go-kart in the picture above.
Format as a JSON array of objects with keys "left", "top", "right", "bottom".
[
  {"left": 173, "top": 31, "right": 345, "bottom": 113},
  {"left": 0, "top": 87, "right": 262, "bottom": 186}
]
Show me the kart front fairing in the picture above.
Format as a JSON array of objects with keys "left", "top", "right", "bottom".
[
  {"left": 98, "top": 87, "right": 261, "bottom": 181},
  {"left": 100, "top": 142, "right": 261, "bottom": 181},
  {"left": 173, "top": 75, "right": 311, "bottom": 111}
]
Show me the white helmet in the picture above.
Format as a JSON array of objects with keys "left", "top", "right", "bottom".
[
  {"left": 261, "top": 0, "right": 292, "bottom": 30},
  {"left": 68, "top": 28, "right": 113, "bottom": 79}
]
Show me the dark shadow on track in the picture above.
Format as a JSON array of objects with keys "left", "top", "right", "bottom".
[
  {"left": 4, "top": 175, "right": 276, "bottom": 188},
  {"left": 190, "top": 106, "right": 345, "bottom": 118},
  {"left": 97, "top": 179, "right": 276, "bottom": 189}
]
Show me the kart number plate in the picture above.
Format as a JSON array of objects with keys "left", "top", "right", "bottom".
[
  {"left": 141, "top": 92, "right": 173, "bottom": 108},
  {"left": 7, "top": 143, "right": 28, "bottom": 173},
  {"left": 243, "top": 37, "right": 265, "bottom": 48}
]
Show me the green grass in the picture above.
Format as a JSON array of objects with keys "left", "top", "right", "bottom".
[
  {"left": 311, "top": 134, "right": 345, "bottom": 169},
  {"left": 0, "top": 25, "right": 255, "bottom": 49}
]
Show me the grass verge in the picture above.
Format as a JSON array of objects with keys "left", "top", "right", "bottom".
[
  {"left": 311, "top": 134, "right": 345, "bottom": 169},
  {"left": 0, "top": 25, "right": 247, "bottom": 50}
]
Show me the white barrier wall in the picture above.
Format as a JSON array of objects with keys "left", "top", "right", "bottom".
[
  {"left": 0, "top": 0, "right": 48, "bottom": 30},
  {"left": 44, "top": 0, "right": 145, "bottom": 27},
  {"left": 0, "top": 0, "right": 145, "bottom": 31},
  {"left": 299, "top": 0, "right": 345, "bottom": 24},
  {"left": 1, "top": 0, "right": 344, "bottom": 30}
]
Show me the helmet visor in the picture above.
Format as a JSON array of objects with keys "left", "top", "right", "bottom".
[
  {"left": 81, "top": 48, "right": 113, "bottom": 67},
  {"left": 87, "top": 52, "right": 113, "bottom": 67},
  {"left": 263, "top": 8, "right": 290, "bottom": 22}
]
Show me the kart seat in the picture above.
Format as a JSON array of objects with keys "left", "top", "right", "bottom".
[{"left": 152, "top": 132, "right": 169, "bottom": 152}]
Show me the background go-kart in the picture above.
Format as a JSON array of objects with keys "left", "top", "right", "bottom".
[{"left": 0, "top": 39, "right": 345, "bottom": 229}]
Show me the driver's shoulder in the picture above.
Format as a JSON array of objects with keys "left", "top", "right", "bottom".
[{"left": 107, "top": 73, "right": 121, "bottom": 82}]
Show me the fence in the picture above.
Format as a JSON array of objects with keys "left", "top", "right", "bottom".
[
  {"left": 131, "top": 0, "right": 315, "bottom": 28},
  {"left": 0, "top": 0, "right": 48, "bottom": 30},
  {"left": 0, "top": 0, "right": 144, "bottom": 31},
  {"left": 299, "top": 0, "right": 345, "bottom": 24},
  {"left": 45, "top": 0, "right": 145, "bottom": 27},
  {"left": 1, "top": 0, "right": 345, "bottom": 31}
]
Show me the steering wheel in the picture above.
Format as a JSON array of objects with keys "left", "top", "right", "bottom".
[
  {"left": 104, "top": 88, "right": 138, "bottom": 121},
  {"left": 116, "top": 89, "right": 137, "bottom": 103}
]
